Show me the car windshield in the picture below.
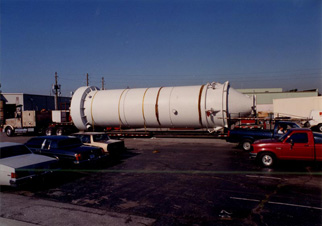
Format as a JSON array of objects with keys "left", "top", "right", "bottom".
[
  {"left": 57, "top": 138, "right": 82, "bottom": 148},
  {"left": 93, "top": 134, "right": 110, "bottom": 142},
  {"left": 0, "top": 145, "right": 32, "bottom": 159}
]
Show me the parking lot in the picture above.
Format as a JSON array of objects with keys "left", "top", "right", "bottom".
[{"left": 1, "top": 133, "right": 322, "bottom": 225}]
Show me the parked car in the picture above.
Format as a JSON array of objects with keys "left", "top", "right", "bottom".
[
  {"left": 72, "top": 132, "right": 125, "bottom": 156},
  {"left": 250, "top": 128, "right": 322, "bottom": 167},
  {"left": 0, "top": 142, "right": 59, "bottom": 187},
  {"left": 25, "top": 136, "right": 107, "bottom": 167},
  {"left": 226, "top": 121, "right": 301, "bottom": 151}
]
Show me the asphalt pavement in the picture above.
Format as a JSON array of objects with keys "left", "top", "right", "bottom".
[{"left": 1, "top": 133, "right": 322, "bottom": 225}]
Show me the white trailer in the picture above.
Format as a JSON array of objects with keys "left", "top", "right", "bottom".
[
  {"left": 70, "top": 81, "right": 254, "bottom": 133},
  {"left": 273, "top": 96, "right": 322, "bottom": 131}
]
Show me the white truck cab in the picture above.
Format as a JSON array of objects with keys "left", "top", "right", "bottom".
[{"left": 308, "top": 110, "right": 322, "bottom": 132}]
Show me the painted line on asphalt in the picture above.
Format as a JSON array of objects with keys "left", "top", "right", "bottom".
[
  {"left": 230, "top": 197, "right": 322, "bottom": 210},
  {"left": 230, "top": 197, "right": 260, "bottom": 202},
  {"left": 245, "top": 175, "right": 285, "bottom": 180}
]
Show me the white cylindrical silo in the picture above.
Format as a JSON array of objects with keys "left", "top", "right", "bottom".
[{"left": 70, "top": 81, "right": 254, "bottom": 131}]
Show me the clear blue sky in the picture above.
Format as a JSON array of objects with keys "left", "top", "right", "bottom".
[{"left": 1, "top": 0, "right": 321, "bottom": 96}]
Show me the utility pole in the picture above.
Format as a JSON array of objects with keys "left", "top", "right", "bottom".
[
  {"left": 53, "top": 72, "right": 61, "bottom": 110},
  {"left": 86, "top": 73, "right": 89, "bottom": 86},
  {"left": 102, "top": 77, "right": 105, "bottom": 90}
]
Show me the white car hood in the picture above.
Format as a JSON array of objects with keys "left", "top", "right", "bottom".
[{"left": 0, "top": 154, "right": 56, "bottom": 169}]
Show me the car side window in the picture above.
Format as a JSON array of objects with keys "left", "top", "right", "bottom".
[
  {"left": 80, "top": 135, "right": 90, "bottom": 143},
  {"left": 287, "top": 133, "right": 308, "bottom": 144},
  {"left": 41, "top": 140, "right": 52, "bottom": 150}
]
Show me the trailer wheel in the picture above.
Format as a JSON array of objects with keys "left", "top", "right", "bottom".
[
  {"left": 241, "top": 139, "right": 253, "bottom": 151},
  {"left": 259, "top": 152, "right": 275, "bottom": 167},
  {"left": 45, "top": 128, "right": 55, "bottom": 136},
  {"left": 56, "top": 128, "right": 64, "bottom": 136},
  {"left": 5, "top": 127, "right": 14, "bottom": 137}
]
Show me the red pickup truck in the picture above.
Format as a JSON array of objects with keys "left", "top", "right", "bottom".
[{"left": 250, "top": 128, "right": 322, "bottom": 167}]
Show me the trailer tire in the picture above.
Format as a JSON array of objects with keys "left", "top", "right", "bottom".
[
  {"left": 56, "top": 128, "right": 64, "bottom": 136},
  {"left": 45, "top": 128, "right": 55, "bottom": 136},
  {"left": 5, "top": 127, "right": 14, "bottom": 137},
  {"left": 258, "top": 152, "right": 275, "bottom": 167},
  {"left": 241, "top": 139, "right": 253, "bottom": 151}
]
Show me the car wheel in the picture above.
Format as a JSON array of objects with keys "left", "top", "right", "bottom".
[
  {"left": 259, "top": 152, "right": 275, "bottom": 167},
  {"left": 241, "top": 139, "right": 253, "bottom": 151},
  {"left": 317, "top": 124, "right": 322, "bottom": 133},
  {"left": 5, "top": 127, "right": 14, "bottom": 137},
  {"left": 303, "top": 121, "right": 310, "bottom": 128}
]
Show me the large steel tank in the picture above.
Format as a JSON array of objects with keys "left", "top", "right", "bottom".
[{"left": 70, "top": 81, "right": 254, "bottom": 131}]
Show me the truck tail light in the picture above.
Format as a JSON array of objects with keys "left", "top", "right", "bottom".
[
  {"left": 11, "top": 172, "right": 17, "bottom": 179},
  {"left": 75, "top": 153, "right": 82, "bottom": 161},
  {"left": 227, "top": 130, "right": 230, "bottom": 137}
]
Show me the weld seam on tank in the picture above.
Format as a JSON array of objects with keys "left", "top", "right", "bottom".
[
  {"left": 198, "top": 84, "right": 205, "bottom": 128},
  {"left": 221, "top": 82, "right": 229, "bottom": 128},
  {"left": 122, "top": 89, "right": 132, "bottom": 128},
  {"left": 168, "top": 87, "right": 175, "bottom": 127},
  {"left": 142, "top": 88, "right": 149, "bottom": 130},
  {"left": 155, "top": 87, "right": 163, "bottom": 127},
  {"left": 204, "top": 83, "right": 210, "bottom": 130},
  {"left": 118, "top": 88, "right": 128, "bottom": 129}
]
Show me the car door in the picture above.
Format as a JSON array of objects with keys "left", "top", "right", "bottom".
[{"left": 284, "top": 132, "right": 314, "bottom": 160}]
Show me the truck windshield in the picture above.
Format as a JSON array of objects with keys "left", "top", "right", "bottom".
[{"left": 0, "top": 145, "right": 32, "bottom": 159}]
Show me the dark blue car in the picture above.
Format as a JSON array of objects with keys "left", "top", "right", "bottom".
[{"left": 25, "top": 136, "right": 107, "bottom": 167}]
